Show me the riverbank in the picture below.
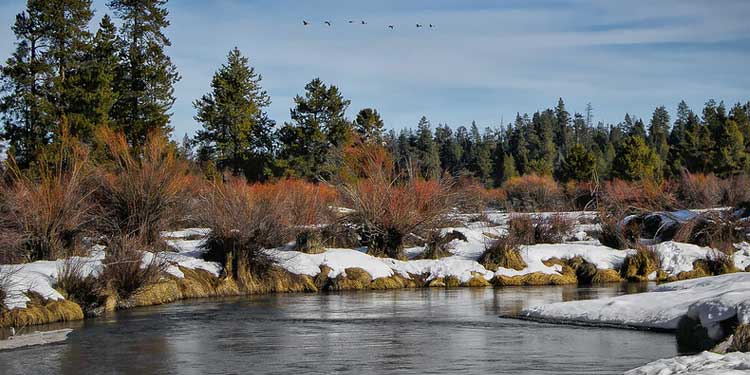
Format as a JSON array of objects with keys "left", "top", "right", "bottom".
[{"left": 2, "top": 213, "right": 748, "bottom": 331}]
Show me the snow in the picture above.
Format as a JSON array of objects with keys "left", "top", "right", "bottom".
[
  {"left": 160, "top": 228, "right": 211, "bottom": 239},
  {"left": 520, "top": 273, "right": 750, "bottom": 339},
  {"left": 272, "top": 248, "right": 395, "bottom": 279},
  {"left": 655, "top": 241, "right": 713, "bottom": 276},
  {"left": 1, "top": 250, "right": 104, "bottom": 310},
  {"left": 496, "top": 242, "right": 634, "bottom": 277},
  {"left": 625, "top": 351, "right": 750, "bottom": 375},
  {"left": 734, "top": 243, "right": 750, "bottom": 271},
  {"left": 1, "top": 238, "right": 222, "bottom": 310}
]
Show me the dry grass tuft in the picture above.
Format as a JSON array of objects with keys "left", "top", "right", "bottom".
[
  {"left": 673, "top": 211, "right": 749, "bottom": 253},
  {"left": 55, "top": 258, "right": 102, "bottom": 309},
  {"left": 533, "top": 214, "right": 575, "bottom": 243},
  {"left": 101, "top": 236, "right": 168, "bottom": 300},
  {"left": 418, "top": 230, "right": 466, "bottom": 260},
  {"left": 479, "top": 237, "right": 527, "bottom": 271},
  {"left": 0, "top": 292, "right": 83, "bottom": 328},
  {"left": 730, "top": 324, "right": 750, "bottom": 352},
  {"left": 620, "top": 245, "right": 661, "bottom": 281}
]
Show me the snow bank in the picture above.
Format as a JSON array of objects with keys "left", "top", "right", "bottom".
[
  {"left": 625, "top": 351, "right": 750, "bottom": 375},
  {"left": 654, "top": 241, "right": 713, "bottom": 276},
  {"left": 1, "top": 239, "right": 222, "bottom": 310},
  {"left": 496, "top": 243, "right": 632, "bottom": 277},
  {"left": 520, "top": 273, "right": 750, "bottom": 339}
]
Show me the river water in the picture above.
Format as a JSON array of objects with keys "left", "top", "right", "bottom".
[{"left": 0, "top": 284, "right": 678, "bottom": 375}]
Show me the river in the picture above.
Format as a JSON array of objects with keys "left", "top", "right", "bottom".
[{"left": 0, "top": 284, "right": 679, "bottom": 374}]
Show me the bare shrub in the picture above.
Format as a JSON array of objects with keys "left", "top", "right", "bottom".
[
  {"left": 534, "top": 214, "right": 575, "bottom": 243},
  {"left": 563, "top": 181, "right": 596, "bottom": 211},
  {"left": 596, "top": 211, "right": 630, "bottom": 250},
  {"left": 337, "top": 149, "right": 458, "bottom": 260},
  {"left": 0, "top": 140, "right": 96, "bottom": 262},
  {"left": 676, "top": 172, "right": 722, "bottom": 209},
  {"left": 95, "top": 128, "right": 195, "bottom": 244},
  {"left": 0, "top": 266, "right": 19, "bottom": 310},
  {"left": 198, "top": 179, "right": 284, "bottom": 278},
  {"left": 101, "top": 236, "right": 168, "bottom": 299},
  {"left": 56, "top": 258, "right": 102, "bottom": 307},
  {"left": 601, "top": 178, "right": 677, "bottom": 213},
  {"left": 673, "top": 211, "right": 749, "bottom": 252},
  {"left": 419, "top": 230, "right": 467, "bottom": 260},
  {"left": 503, "top": 174, "right": 563, "bottom": 211},
  {"left": 721, "top": 174, "right": 750, "bottom": 208}
]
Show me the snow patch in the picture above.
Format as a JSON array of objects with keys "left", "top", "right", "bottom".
[{"left": 625, "top": 351, "right": 750, "bottom": 375}]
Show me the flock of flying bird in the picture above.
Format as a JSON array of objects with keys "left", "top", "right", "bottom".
[{"left": 302, "top": 20, "right": 435, "bottom": 29}]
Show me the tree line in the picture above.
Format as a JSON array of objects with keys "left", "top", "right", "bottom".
[{"left": 2, "top": 0, "right": 749, "bottom": 187}]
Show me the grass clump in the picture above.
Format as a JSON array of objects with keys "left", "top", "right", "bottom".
[
  {"left": 673, "top": 211, "right": 749, "bottom": 253},
  {"left": 55, "top": 258, "right": 102, "bottom": 310},
  {"left": 730, "top": 324, "right": 750, "bottom": 352},
  {"left": 620, "top": 245, "right": 661, "bottom": 281},
  {"left": 418, "top": 230, "right": 467, "bottom": 260},
  {"left": 479, "top": 236, "right": 527, "bottom": 272},
  {"left": 100, "top": 236, "right": 168, "bottom": 300},
  {"left": 694, "top": 250, "right": 738, "bottom": 276}
]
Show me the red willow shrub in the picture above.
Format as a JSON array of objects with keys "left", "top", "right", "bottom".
[
  {"left": 676, "top": 172, "right": 722, "bottom": 209},
  {"left": 94, "top": 128, "right": 197, "bottom": 244},
  {"left": 337, "top": 146, "right": 458, "bottom": 259},
  {"left": 0, "top": 140, "right": 96, "bottom": 262}
]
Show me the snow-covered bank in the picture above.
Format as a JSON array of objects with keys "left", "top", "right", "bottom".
[
  {"left": 520, "top": 273, "right": 750, "bottom": 339},
  {"left": 625, "top": 351, "right": 750, "bottom": 375}
]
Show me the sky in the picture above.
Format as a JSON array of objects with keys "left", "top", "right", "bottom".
[{"left": 1, "top": 0, "right": 749, "bottom": 139}]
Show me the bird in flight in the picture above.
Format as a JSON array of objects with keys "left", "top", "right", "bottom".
[
  {"left": 324, "top": 21, "right": 331, "bottom": 26},
  {"left": 303, "top": 20, "right": 309, "bottom": 26},
  {"left": 361, "top": 20, "right": 367, "bottom": 25},
  {"left": 387, "top": 25, "right": 395, "bottom": 29},
  {"left": 416, "top": 24, "right": 423, "bottom": 28},
  {"left": 429, "top": 24, "right": 434, "bottom": 28},
  {"left": 348, "top": 20, "right": 354, "bottom": 24}
]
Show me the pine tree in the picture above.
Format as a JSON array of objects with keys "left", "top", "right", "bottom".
[
  {"left": 66, "top": 14, "right": 119, "bottom": 143},
  {"left": 648, "top": 106, "right": 670, "bottom": 174},
  {"left": 612, "top": 135, "right": 661, "bottom": 181},
  {"left": 434, "top": 124, "right": 462, "bottom": 175},
  {"left": 498, "top": 153, "right": 518, "bottom": 184},
  {"left": 276, "top": 78, "right": 351, "bottom": 179},
  {"left": 414, "top": 116, "right": 440, "bottom": 179},
  {"left": 354, "top": 108, "right": 384, "bottom": 144},
  {"left": 108, "top": 0, "right": 180, "bottom": 145},
  {"left": 713, "top": 119, "right": 747, "bottom": 176},
  {"left": 193, "top": 47, "right": 274, "bottom": 181},
  {"left": 554, "top": 98, "right": 571, "bottom": 154},
  {"left": 0, "top": 2, "right": 55, "bottom": 166},
  {"left": 559, "top": 143, "right": 595, "bottom": 182}
]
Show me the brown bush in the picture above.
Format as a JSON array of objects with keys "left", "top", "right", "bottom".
[
  {"left": 601, "top": 178, "right": 677, "bottom": 213},
  {"left": 505, "top": 214, "right": 574, "bottom": 245},
  {"left": 101, "top": 236, "right": 168, "bottom": 299},
  {"left": 677, "top": 172, "right": 722, "bottom": 209},
  {"left": 56, "top": 258, "right": 102, "bottom": 308},
  {"left": 695, "top": 250, "right": 737, "bottom": 276},
  {"left": 673, "top": 211, "right": 749, "bottom": 252},
  {"left": 0, "top": 142, "right": 96, "bottom": 262},
  {"left": 503, "top": 174, "right": 563, "bottom": 211},
  {"left": 721, "top": 174, "right": 750, "bottom": 208},
  {"left": 419, "top": 230, "right": 467, "bottom": 260},
  {"left": 95, "top": 128, "right": 196, "bottom": 244},
  {"left": 198, "top": 179, "right": 285, "bottom": 278},
  {"left": 452, "top": 176, "right": 506, "bottom": 212},
  {"left": 338, "top": 150, "right": 458, "bottom": 259},
  {"left": 534, "top": 214, "right": 575, "bottom": 243}
]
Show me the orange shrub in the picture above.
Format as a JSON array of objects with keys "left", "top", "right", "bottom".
[
  {"left": 502, "top": 174, "right": 563, "bottom": 211},
  {"left": 338, "top": 154, "right": 457, "bottom": 259},
  {"left": 95, "top": 128, "right": 196, "bottom": 244},
  {"left": 721, "top": 174, "right": 750, "bottom": 208},
  {"left": 601, "top": 178, "right": 676, "bottom": 213},
  {"left": 0, "top": 141, "right": 95, "bottom": 262},
  {"left": 248, "top": 179, "right": 338, "bottom": 227}
]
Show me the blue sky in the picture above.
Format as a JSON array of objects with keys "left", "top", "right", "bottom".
[{"left": 1, "top": 0, "right": 749, "bottom": 139}]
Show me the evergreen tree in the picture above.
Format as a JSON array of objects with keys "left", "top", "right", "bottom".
[
  {"left": 648, "top": 106, "right": 670, "bottom": 175},
  {"left": 528, "top": 110, "right": 556, "bottom": 175},
  {"left": 497, "top": 153, "right": 518, "bottom": 184},
  {"left": 0, "top": 2, "right": 55, "bottom": 166},
  {"left": 612, "top": 135, "right": 661, "bottom": 181},
  {"left": 713, "top": 118, "right": 747, "bottom": 176},
  {"left": 554, "top": 98, "right": 571, "bottom": 154},
  {"left": 414, "top": 116, "right": 440, "bottom": 179},
  {"left": 354, "top": 108, "right": 384, "bottom": 144},
  {"left": 66, "top": 14, "right": 119, "bottom": 142},
  {"left": 559, "top": 143, "right": 595, "bottom": 182},
  {"left": 193, "top": 47, "right": 274, "bottom": 181},
  {"left": 276, "top": 78, "right": 351, "bottom": 179},
  {"left": 108, "top": 0, "right": 180, "bottom": 145},
  {"left": 434, "top": 124, "right": 462, "bottom": 175}
]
